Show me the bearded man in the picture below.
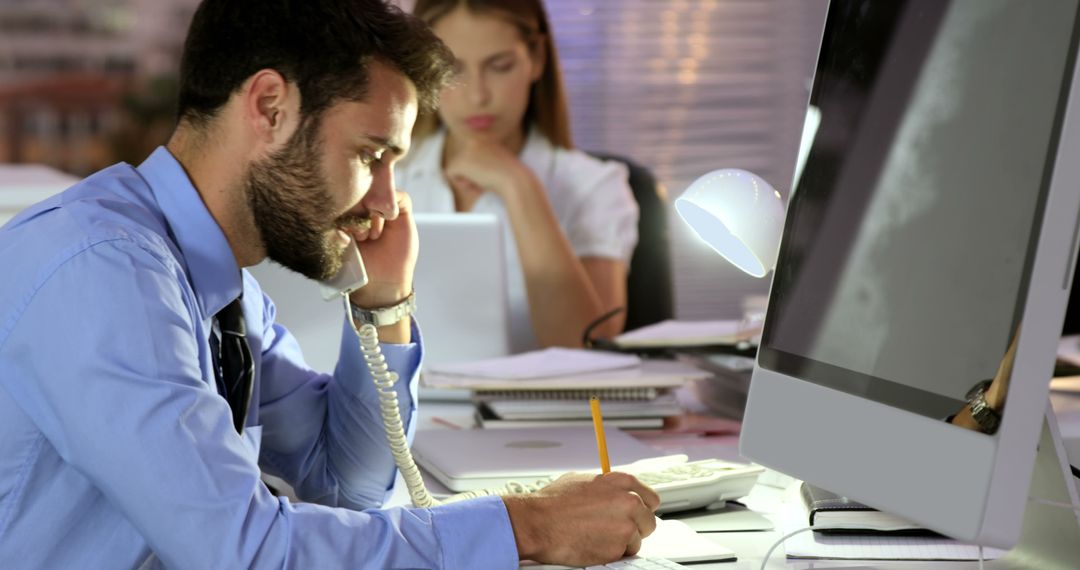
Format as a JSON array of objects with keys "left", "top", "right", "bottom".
[{"left": 0, "top": 1, "right": 657, "bottom": 568}]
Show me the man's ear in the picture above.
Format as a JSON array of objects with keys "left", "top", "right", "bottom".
[{"left": 243, "top": 69, "right": 299, "bottom": 145}]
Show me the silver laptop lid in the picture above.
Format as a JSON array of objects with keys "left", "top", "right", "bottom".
[
  {"left": 413, "top": 213, "right": 511, "bottom": 367},
  {"left": 412, "top": 426, "right": 658, "bottom": 491}
]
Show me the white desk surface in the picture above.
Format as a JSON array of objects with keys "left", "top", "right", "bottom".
[{"left": 395, "top": 390, "right": 1080, "bottom": 570}]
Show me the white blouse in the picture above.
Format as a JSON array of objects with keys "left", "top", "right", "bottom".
[{"left": 395, "top": 128, "right": 639, "bottom": 351}]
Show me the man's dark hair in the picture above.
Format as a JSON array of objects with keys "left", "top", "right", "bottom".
[{"left": 177, "top": 0, "right": 454, "bottom": 129}]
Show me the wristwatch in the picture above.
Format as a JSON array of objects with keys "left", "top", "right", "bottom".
[
  {"left": 965, "top": 379, "right": 1001, "bottom": 434},
  {"left": 350, "top": 291, "right": 416, "bottom": 327}
]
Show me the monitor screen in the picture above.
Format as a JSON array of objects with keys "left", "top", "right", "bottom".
[
  {"left": 758, "top": 0, "right": 1080, "bottom": 424},
  {"left": 742, "top": 0, "right": 1080, "bottom": 548}
]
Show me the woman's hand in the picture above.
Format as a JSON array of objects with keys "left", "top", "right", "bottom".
[
  {"left": 950, "top": 325, "right": 1019, "bottom": 432},
  {"left": 444, "top": 138, "right": 535, "bottom": 202}
]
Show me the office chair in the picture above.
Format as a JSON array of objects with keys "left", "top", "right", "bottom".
[
  {"left": 589, "top": 152, "right": 675, "bottom": 332},
  {"left": 1064, "top": 258, "right": 1080, "bottom": 336}
]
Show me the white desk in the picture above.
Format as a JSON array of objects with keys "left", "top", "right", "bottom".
[{"left": 401, "top": 393, "right": 1080, "bottom": 570}]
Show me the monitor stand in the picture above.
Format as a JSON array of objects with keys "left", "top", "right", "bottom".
[
  {"left": 990, "top": 404, "right": 1080, "bottom": 569},
  {"left": 809, "top": 404, "right": 1080, "bottom": 570}
]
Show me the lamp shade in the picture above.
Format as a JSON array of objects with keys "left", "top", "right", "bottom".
[{"left": 674, "top": 169, "right": 786, "bottom": 278}]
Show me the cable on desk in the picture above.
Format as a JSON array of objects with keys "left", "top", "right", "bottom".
[
  {"left": 582, "top": 306, "right": 625, "bottom": 349},
  {"left": 762, "top": 526, "right": 988, "bottom": 569},
  {"left": 1029, "top": 495, "right": 1080, "bottom": 512},
  {"left": 758, "top": 526, "right": 811, "bottom": 570},
  {"left": 760, "top": 495, "right": 1080, "bottom": 570}
]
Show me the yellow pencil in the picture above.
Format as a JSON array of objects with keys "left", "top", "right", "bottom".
[{"left": 589, "top": 395, "right": 611, "bottom": 474}]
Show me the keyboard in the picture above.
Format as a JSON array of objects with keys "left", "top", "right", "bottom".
[
  {"left": 575, "top": 556, "right": 689, "bottom": 569},
  {"left": 618, "top": 455, "right": 765, "bottom": 514}
]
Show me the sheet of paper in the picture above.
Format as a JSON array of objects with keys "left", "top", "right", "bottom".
[
  {"left": 637, "top": 518, "right": 737, "bottom": 563},
  {"left": 503, "top": 519, "right": 738, "bottom": 569},
  {"left": 1058, "top": 335, "right": 1080, "bottom": 367},
  {"left": 1051, "top": 375, "right": 1080, "bottom": 392},
  {"left": 427, "top": 347, "right": 640, "bottom": 380},
  {"left": 614, "top": 319, "right": 760, "bottom": 348},
  {"left": 667, "top": 503, "right": 774, "bottom": 532}
]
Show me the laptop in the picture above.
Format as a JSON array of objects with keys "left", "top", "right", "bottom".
[
  {"left": 248, "top": 213, "right": 511, "bottom": 377},
  {"left": 413, "top": 213, "right": 512, "bottom": 367},
  {"left": 411, "top": 426, "right": 659, "bottom": 492}
]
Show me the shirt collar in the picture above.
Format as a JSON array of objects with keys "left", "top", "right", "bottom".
[
  {"left": 518, "top": 127, "right": 555, "bottom": 185},
  {"left": 138, "top": 146, "right": 242, "bottom": 318},
  {"left": 519, "top": 126, "right": 548, "bottom": 159}
]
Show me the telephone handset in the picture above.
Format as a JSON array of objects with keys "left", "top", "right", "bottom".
[
  {"left": 324, "top": 237, "right": 539, "bottom": 508},
  {"left": 319, "top": 239, "right": 368, "bottom": 300}
]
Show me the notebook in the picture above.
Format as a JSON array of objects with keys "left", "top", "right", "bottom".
[
  {"left": 800, "top": 482, "right": 924, "bottom": 532},
  {"left": 412, "top": 426, "right": 659, "bottom": 491},
  {"left": 781, "top": 484, "right": 1007, "bottom": 561}
]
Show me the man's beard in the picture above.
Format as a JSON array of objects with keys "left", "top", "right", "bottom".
[{"left": 245, "top": 118, "right": 351, "bottom": 281}]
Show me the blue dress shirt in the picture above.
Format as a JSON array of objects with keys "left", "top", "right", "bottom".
[{"left": 0, "top": 147, "right": 518, "bottom": 569}]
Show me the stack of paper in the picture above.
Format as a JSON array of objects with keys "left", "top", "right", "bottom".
[
  {"left": 423, "top": 348, "right": 708, "bottom": 392},
  {"left": 422, "top": 348, "right": 709, "bottom": 429},
  {"left": 428, "top": 348, "right": 640, "bottom": 379}
]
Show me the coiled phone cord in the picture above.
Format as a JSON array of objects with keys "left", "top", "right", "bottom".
[{"left": 348, "top": 301, "right": 548, "bottom": 508}]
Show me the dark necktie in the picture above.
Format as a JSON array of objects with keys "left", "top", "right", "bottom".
[{"left": 210, "top": 297, "right": 254, "bottom": 434}]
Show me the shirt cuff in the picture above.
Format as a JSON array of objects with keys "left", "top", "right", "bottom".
[{"left": 431, "top": 496, "right": 519, "bottom": 568}]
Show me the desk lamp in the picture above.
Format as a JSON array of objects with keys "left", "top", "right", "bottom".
[{"left": 674, "top": 169, "right": 786, "bottom": 278}]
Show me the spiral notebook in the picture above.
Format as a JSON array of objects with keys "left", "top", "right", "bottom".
[
  {"left": 481, "top": 392, "right": 681, "bottom": 421},
  {"left": 473, "top": 387, "right": 661, "bottom": 401}
]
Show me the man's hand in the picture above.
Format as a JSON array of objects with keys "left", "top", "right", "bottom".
[
  {"left": 347, "top": 191, "right": 417, "bottom": 310},
  {"left": 343, "top": 191, "right": 416, "bottom": 343},
  {"left": 502, "top": 472, "right": 660, "bottom": 567}
]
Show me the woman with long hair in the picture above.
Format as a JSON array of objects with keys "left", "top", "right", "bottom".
[{"left": 398, "top": 0, "right": 639, "bottom": 350}]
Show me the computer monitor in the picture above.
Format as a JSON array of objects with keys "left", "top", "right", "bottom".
[{"left": 740, "top": 0, "right": 1080, "bottom": 556}]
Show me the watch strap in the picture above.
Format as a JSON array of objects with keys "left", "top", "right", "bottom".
[
  {"left": 965, "top": 379, "right": 1001, "bottom": 434},
  {"left": 350, "top": 291, "right": 416, "bottom": 328}
]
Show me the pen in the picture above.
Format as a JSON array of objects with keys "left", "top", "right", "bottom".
[{"left": 589, "top": 394, "right": 611, "bottom": 473}]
